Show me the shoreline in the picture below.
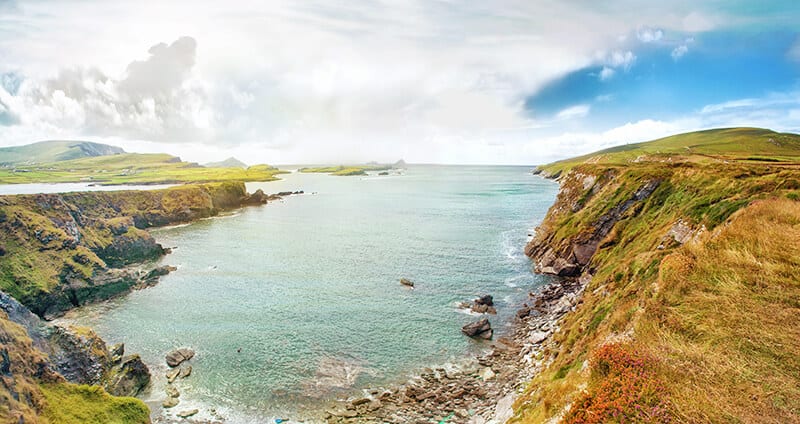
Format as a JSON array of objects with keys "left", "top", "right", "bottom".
[{"left": 323, "top": 273, "right": 589, "bottom": 424}]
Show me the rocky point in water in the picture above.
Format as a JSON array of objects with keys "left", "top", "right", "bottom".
[
  {"left": 166, "top": 347, "right": 195, "bottom": 367},
  {"left": 461, "top": 318, "right": 493, "bottom": 339}
]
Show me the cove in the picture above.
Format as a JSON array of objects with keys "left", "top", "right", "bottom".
[{"left": 57, "top": 165, "right": 558, "bottom": 422}]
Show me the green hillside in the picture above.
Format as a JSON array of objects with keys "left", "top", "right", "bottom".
[
  {"left": 204, "top": 157, "right": 248, "bottom": 168},
  {"left": 539, "top": 127, "right": 800, "bottom": 177},
  {"left": 0, "top": 140, "right": 125, "bottom": 165},
  {"left": 514, "top": 127, "right": 800, "bottom": 423}
]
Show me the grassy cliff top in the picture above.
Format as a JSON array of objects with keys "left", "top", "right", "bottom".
[
  {"left": 513, "top": 128, "right": 800, "bottom": 423},
  {"left": 538, "top": 127, "right": 800, "bottom": 177}
]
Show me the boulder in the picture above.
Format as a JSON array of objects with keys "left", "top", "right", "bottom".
[
  {"left": 103, "top": 354, "right": 151, "bottom": 397},
  {"left": 166, "top": 347, "right": 195, "bottom": 367},
  {"left": 400, "top": 278, "right": 414, "bottom": 288},
  {"left": 166, "top": 368, "right": 181, "bottom": 383},
  {"left": 461, "top": 318, "right": 493, "bottom": 340},
  {"left": 177, "top": 409, "right": 199, "bottom": 418},
  {"left": 166, "top": 385, "right": 180, "bottom": 398},
  {"left": 162, "top": 397, "right": 179, "bottom": 408},
  {"left": 179, "top": 364, "right": 192, "bottom": 378},
  {"left": 475, "top": 295, "right": 493, "bottom": 306}
]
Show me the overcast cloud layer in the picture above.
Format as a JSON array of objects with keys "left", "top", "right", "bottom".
[{"left": 0, "top": 0, "right": 798, "bottom": 164}]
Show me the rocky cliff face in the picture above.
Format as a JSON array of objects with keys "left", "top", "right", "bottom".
[
  {"left": 0, "top": 291, "right": 150, "bottom": 422},
  {"left": 0, "top": 182, "right": 250, "bottom": 319},
  {"left": 525, "top": 167, "right": 662, "bottom": 277}
]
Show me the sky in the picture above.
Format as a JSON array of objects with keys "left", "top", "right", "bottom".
[{"left": 0, "top": 0, "right": 799, "bottom": 165}]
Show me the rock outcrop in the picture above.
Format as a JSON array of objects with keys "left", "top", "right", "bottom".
[
  {"left": 462, "top": 318, "right": 493, "bottom": 339},
  {"left": 166, "top": 347, "right": 195, "bottom": 368},
  {"left": 0, "top": 291, "right": 150, "bottom": 421},
  {"left": 525, "top": 168, "right": 661, "bottom": 277}
]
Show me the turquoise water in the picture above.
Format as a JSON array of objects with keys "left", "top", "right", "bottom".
[{"left": 59, "top": 165, "right": 558, "bottom": 422}]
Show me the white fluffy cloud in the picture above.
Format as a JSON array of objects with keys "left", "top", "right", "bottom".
[{"left": 637, "top": 27, "right": 664, "bottom": 43}]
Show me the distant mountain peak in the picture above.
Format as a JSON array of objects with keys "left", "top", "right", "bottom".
[{"left": 203, "top": 157, "right": 248, "bottom": 169}]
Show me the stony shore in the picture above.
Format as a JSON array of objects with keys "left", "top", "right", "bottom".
[{"left": 323, "top": 273, "right": 589, "bottom": 424}]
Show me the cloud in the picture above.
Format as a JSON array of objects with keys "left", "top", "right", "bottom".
[
  {"left": 606, "top": 50, "right": 636, "bottom": 70},
  {"left": 637, "top": 27, "right": 664, "bottom": 43},
  {"left": 556, "top": 104, "right": 591, "bottom": 120},
  {"left": 2, "top": 37, "right": 212, "bottom": 142},
  {"left": 671, "top": 37, "right": 694, "bottom": 60},
  {"left": 672, "top": 45, "right": 689, "bottom": 60},
  {"left": 599, "top": 66, "right": 616, "bottom": 81}
]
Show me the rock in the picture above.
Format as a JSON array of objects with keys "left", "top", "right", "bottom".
[
  {"left": 471, "top": 304, "right": 489, "bottom": 314},
  {"left": 400, "top": 278, "right": 414, "bottom": 288},
  {"left": 166, "top": 347, "right": 195, "bottom": 367},
  {"left": 479, "top": 367, "right": 496, "bottom": 381},
  {"left": 166, "top": 367, "right": 181, "bottom": 383},
  {"left": 461, "top": 318, "right": 493, "bottom": 340},
  {"left": 109, "top": 343, "right": 125, "bottom": 363},
  {"left": 529, "top": 331, "right": 549, "bottom": 344},
  {"left": 179, "top": 364, "right": 192, "bottom": 378},
  {"left": 104, "top": 355, "right": 151, "bottom": 397},
  {"left": 475, "top": 295, "right": 493, "bottom": 306},
  {"left": 351, "top": 397, "right": 371, "bottom": 406},
  {"left": 162, "top": 397, "right": 179, "bottom": 408},
  {"left": 166, "top": 385, "right": 180, "bottom": 398},
  {"left": 176, "top": 409, "right": 199, "bottom": 418},
  {"left": 241, "top": 189, "right": 268, "bottom": 205},
  {"left": 367, "top": 399, "right": 382, "bottom": 411},
  {"left": 141, "top": 265, "right": 177, "bottom": 285}
]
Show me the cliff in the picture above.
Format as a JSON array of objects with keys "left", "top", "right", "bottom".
[
  {"left": 0, "top": 291, "right": 150, "bottom": 423},
  {"left": 0, "top": 182, "right": 249, "bottom": 319},
  {"left": 513, "top": 129, "right": 800, "bottom": 422}
]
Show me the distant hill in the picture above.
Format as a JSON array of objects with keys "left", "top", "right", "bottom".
[
  {"left": 539, "top": 127, "right": 800, "bottom": 176},
  {"left": 203, "top": 157, "right": 247, "bottom": 168},
  {"left": 0, "top": 140, "right": 125, "bottom": 165}
]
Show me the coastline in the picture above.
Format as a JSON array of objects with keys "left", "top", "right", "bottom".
[{"left": 323, "top": 273, "right": 588, "bottom": 424}]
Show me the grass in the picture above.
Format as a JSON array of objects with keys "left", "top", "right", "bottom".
[
  {"left": 298, "top": 164, "right": 392, "bottom": 176},
  {"left": 0, "top": 152, "right": 286, "bottom": 185},
  {"left": 538, "top": 128, "right": 800, "bottom": 177},
  {"left": 40, "top": 384, "right": 149, "bottom": 423},
  {"left": 512, "top": 128, "right": 800, "bottom": 423}
]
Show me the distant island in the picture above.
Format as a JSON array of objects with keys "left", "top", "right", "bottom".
[{"left": 299, "top": 160, "right": 407, "bottom": 176}]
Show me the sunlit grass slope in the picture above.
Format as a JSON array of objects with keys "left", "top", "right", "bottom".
[
  {"left": 513, "top": 127, "right": 800, "bottom": 423},
  {"left": 539, "top": 127, "right": 800, "bottom": 177}
]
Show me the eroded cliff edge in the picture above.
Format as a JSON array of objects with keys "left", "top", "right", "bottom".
[
  {"left": 513, "top": 158, "right": 800, "bottom": 423},
  {"left": 0, "top": 182, "right": 260, "bottom": 319}
]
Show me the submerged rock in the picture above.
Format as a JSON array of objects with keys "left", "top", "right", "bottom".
[
  {"left": 166, "top": 385, "right": 180, "bottom": 398},
  {"left": 177, "top": 409, "right": 199, "bottom": 418},
  {"left": 166, "top": 347, "right": 195, "bottom": 367},
  {"left": 461, "top": 318, "right": 493, "bottom": 340},
  {"left": 162, "top": 397, "right": 179, "bottom": 408},
  {"left": 179, "top": 364, "right": 192, "bottom": 378},
  {"left": 166, "top": 367, "right": 181, "bottom": 383}
]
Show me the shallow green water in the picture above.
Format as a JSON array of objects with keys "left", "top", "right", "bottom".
[{"left": 59, "top": 165, "right": 558, "bottom": 422}]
